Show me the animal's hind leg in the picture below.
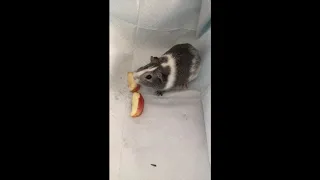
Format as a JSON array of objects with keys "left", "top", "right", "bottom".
[{"left": 183, "top": 83, "right": 188, "bottom": 89}]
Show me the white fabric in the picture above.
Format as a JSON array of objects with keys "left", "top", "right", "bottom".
[{"left": 110, "top": 0, "right": 211, "bottom": 179}]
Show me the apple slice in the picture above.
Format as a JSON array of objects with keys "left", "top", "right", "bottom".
[
  {"left": 131, "top": 92, "right": 144, "bottom": 117},
  {"left": 127, "top": 72, "right": 140, "bottom": 92}
]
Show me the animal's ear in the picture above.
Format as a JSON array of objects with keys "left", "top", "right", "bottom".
[{"left": 150, "top": 56, "right": 160, "bottom": 63}]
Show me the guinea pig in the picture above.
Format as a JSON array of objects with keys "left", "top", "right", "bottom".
[{"left": 133, "top": 43, "right": 201, "bottom": 96}]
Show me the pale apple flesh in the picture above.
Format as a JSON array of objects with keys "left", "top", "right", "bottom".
[
  {"left": 127, "top": 72, "right": 140, "bottom": 92},
  {"left": 131, "top": 92, "right": 144, "bottom": 117}
]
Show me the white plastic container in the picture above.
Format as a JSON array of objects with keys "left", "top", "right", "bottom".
[{"left": 110, "top": 0, "right": 211, "bottom": 179}]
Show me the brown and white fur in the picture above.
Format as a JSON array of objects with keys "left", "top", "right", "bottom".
[{"left": 133, "top": 43, "right": 201, "bottom": 96}]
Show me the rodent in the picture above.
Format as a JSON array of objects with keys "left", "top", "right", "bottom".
[{"left": 133, "top": 43, "right": 201, "bottom": 96}]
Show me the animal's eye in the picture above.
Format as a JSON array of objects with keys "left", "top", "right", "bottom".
[{"left": 146, "top": 75, "right": 152, "bottom": 79}]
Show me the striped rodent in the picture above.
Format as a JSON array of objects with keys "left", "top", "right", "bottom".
[{"left": 133, "top": 43, "right": 201, "bottom": 96}]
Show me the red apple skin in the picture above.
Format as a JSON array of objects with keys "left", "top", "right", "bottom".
[
  {"left": 131, "top": 93, "right": 144, "bottom": 117},
  {"left": 130, "top": 84, "right": 140, "bottom": 92}
]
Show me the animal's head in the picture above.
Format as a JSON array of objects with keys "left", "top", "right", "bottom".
[{"left": 133, "top": 56, "right": 169, "bottom": 89}]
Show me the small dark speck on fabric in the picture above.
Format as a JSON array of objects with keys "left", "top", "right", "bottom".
[{"left": 151, "top": 164, "right": 157, "bottom": 167}]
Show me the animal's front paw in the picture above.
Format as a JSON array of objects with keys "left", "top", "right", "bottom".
[{"left": 155, "top": 91, "right": 163, "bottom": 96}]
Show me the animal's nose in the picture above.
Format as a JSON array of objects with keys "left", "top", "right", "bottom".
[
  {"left": 132, "top": 72, "right": 140, "bottom": 83},
  {"left": 132, "top": 72, "right": 137, "bottom": 79}
]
